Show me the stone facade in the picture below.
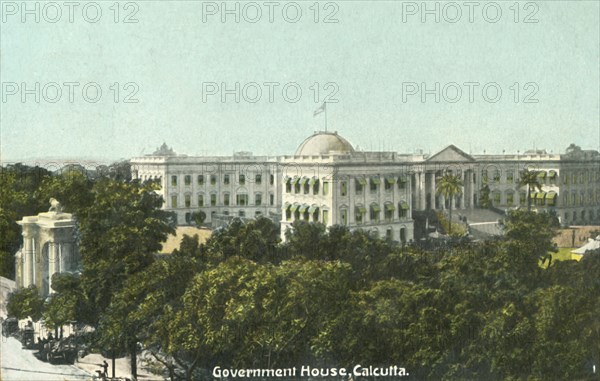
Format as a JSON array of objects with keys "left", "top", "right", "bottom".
[
  {"left": 14, "top": 206, "right": 79, "bottom": 298},
  {"left": 131, "top": 148, "right": 283, "bottom": 225},
  {"left": 279, "top": 142, "right": 416, "bottom": 243},
  {"left": 131, "top": 134, "right": 600, "bottom": 242}
]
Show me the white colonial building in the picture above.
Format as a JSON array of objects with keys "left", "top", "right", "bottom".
[{"left": 131, "top": 133, "right": 600, "bottom": 242}]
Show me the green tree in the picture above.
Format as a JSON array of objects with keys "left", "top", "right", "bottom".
[
  {"left": 78, "top": 179, "right": 175, "bottom": 379},
  {"left": 260, "top": 259, "right": 351, "bottom": 368},
  {"left": 191, "top": 210, "right": 206, "bottom": 226},
  {"left": 502, "top": 209, "right": 559, "bottom": 270},
  {"left": 35, "top": 170, "right": 94, "bottom": 215},
  {"left": 436, "top": 173, "right": 463, "bottom": 235},
  {"left": 171, "top": 256, "right": 351, "bottom": 376},
  {"left": 104, "top": 236, "right": 206, "bottom": 381},
  {"left": 283, "top": 220, "right": 327, "bottom": 260},
  {"left": 518, "top": 169, "right": 543, "bottom": 211},
  {"left": 43, "top": 273, "right": 92, "bottom": 334},
  {"left": 529, "top": 285, "right": 593, "bottom": 380},
  {"left": 0, "top": 165, "right": 51, "bottom": 278},
  {"left": 6, "top": 285, "right": 44, "bottom": 321},
  {"left": 478, "top": 184, "right": 491, "bottom": 208},
  {"left": 204, "top": 217, "right": 280, "bottom": 263}
]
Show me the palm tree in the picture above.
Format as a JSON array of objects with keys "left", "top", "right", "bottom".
[
  {"left": 518, "top": 169, "right": 543, "bottom": 211},
  {"left": 436, "top": 173, "right": 464, "bottom": 235}
]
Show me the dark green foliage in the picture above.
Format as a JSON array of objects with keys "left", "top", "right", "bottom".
[
  {"left": 0, "top": 165, "right": 52, "bottom": 278},
  {"left": 104, "top": 212, "right": 598, "bottom": 381},
  {"left": 191, "top": 210, "right": 206, "bottom": 226},
  {"left": 78, "top": 179, "right": 176, "bottom": 324},
  {"left": 2, "top": 162, "right": 598, "bottom": 380},
  {"left": 7, "top": 285, "right": 44, "bottom": 321}
]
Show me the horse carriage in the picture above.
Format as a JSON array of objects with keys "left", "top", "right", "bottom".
[{"left": 35, "top": 336, "right": 78, "bottom": 364}]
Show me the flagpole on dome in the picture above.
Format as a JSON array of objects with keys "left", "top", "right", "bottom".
[
  {"left": 313, "top": 102, "right": 327, "bottom": 132},
  {"left": 324, "top": 102, "right": 328, "bottom": 132}
]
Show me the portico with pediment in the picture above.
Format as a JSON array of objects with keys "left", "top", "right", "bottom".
[{"left": 412, "top": 145, "right": 477, "bottom": 211}]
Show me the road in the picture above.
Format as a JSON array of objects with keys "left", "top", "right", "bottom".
[{"left": 1, "top": 336, "right": 91, "bottom": 380}]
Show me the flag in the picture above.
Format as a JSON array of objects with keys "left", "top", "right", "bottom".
[{"left": 313, "top": 102, "right": 326, "bottom": 117}]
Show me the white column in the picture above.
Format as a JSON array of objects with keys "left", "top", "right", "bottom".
[
  {"left": 60, "top": 244, "right": 69, "bottom": 273},
  {"left": 419, "top": 172, "right": 426, "bottom": 210},
  {"left": 469, "top": 170, "right": 475, "bottom": 209},
  {"left": 431, "top": 173, "right": 437, "bottom": 209},
  {"left": 48, "top": 242, "right": 58, "bottom": 294},
  {"left": 460, "top": 171, "right": 466, "bottom": 209},
  {"left": 22, "top": 235, "right": 31, "bottom": 286},
  {"left": 31, "top": 238, "right": 36, "bottom": 288},
  {"left": 57, "top": 244, "right": 62, "bottom": 273}
]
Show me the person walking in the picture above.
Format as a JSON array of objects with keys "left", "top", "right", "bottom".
[{"left": 101, "top": 360, "right": 109, "bottom": 378}]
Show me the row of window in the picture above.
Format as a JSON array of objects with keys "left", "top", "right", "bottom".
[
  {"left": 284, "top": 176, "right": 408, "bottom": 196},
  {"left": 284, "top": 202, "right": 409, "bottom": 224},
  {"left": 342, "top": 176, "right": 407, "bottom": 196},
  {"left": 481, "top": 169, "right": 558, "bottom": 185},
  {"left": 561, "top": 190, "right": 600, "bottom": 207},
  {"left": 563, "top": 209, "right": 600, "bottom": 223},
  {"left": 171, "top": 193, "right": 275, "bottom": 208},
  {"left": 151, "top": 169, "right": 600, "bottom": 189},
  {"left": 562, "top": 170, "right": 600, "bottom": 185},
  {"left": 480, "top": 169, "right": 600, "bottom": 186},
  {"left": 489, "top": 191, "right": 557, "bottom": 207},
  {"left": 485, "top": 189, "right": 600, "bottom": 208},
  {"left": 285, "top": 177, "right": 326, "bottom": 195},
  {"left": 170, "top": 173, "right": 275, "bottom": 187},
  {"left": 284, "top": 204, "right": 328, "bottom": 223},
  {"left": 492, "top": 191, "right": 600, "bottom": 208}
]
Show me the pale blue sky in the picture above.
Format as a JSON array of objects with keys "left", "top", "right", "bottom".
[{"left": 1, "top": 1, "right": 599, "bottom": 162}]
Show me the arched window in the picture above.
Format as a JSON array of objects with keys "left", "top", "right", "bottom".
[
  {"left": 355, "top": 205, "right": 366, "bottom": 225},
  {"left": 340, "top": 207, "right": 348, "bottom": 226},
  {"left": 505, "top": 190, "right": 514, "bottom": 206},
  {"left": 384, "top": 202, "right": 395, "bottom": 222},
  {"left": 400, "top": 227, "right": 407, "bottom": 244},
  {"left": 385, "top": 227, "right": 393, "bottom": 240},
  {"left": 519, "top": 192, "right": 527, "bottom": 205},
  {"left": 370, "top": 203, "right": 380, "bottom": 223},
  {"left": 492, "top": 191, "right": 501, "bottom": 206}
]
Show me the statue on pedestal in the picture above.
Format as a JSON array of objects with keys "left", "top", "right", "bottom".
[{"left": 49, "top": 198, "right": 63, "bottom": 213}]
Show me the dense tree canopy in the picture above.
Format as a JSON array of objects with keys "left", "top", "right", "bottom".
[
  {"left": 2, "top": 162, "right": 599, "bottom": 380},
  {"left": 97, "top": 213, "right": 599, "bottom": 381}
]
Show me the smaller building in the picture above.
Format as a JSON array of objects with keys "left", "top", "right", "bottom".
[{"left": 14, "top": 200, "right": 79, "bottom": 298}]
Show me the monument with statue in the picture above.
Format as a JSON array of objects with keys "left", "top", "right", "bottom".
[{"left": 14, "top": 199, "right": 80, "bottom": 298}]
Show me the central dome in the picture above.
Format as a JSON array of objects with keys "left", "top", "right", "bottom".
[{"left": 295, "top": 131, "right": 355, "bottom": 156}]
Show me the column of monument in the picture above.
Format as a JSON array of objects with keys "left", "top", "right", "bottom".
[
  {"left": 460, "top": 170, "right": 466, "bottom": 209},
  {"left": 60, "top": 243, "right": 70, "bottom": 273},
  {"left": 469, "top": 170, "right": 475, "bottom": 208},
  {"left": 430, "top": 173, "right": 437, "bottom": 209},
  {"left": 22, "top": 232, "right": 33, "bottom": 286},
  {"left": 48, "top": 242, "right": 58, "bottom": 293},
  {"left": 419, "top": 172, "right": 426, "bottom": 210}
]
